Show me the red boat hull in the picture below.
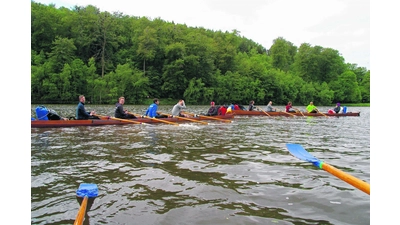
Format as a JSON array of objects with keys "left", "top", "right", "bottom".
[{"left": 31, "top": 115, "right": 234, "bottom": 128}]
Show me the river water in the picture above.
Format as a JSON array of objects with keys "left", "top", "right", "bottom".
[{"left": 31, "top": 105, "right": 370, "bottom": 225}]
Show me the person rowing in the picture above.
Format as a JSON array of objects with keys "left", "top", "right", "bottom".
[
  {"left": 266, "top": 101, "right": 277, "bottom": 112},
  {"left": 145, "top": 98, "right": 168, "bottom": 118},
  {"left": 171, "top": 99, "right": 187, "bottom": 117},
  {"left": 306, "top": 101, "right": 319, "bottom": 113},
  {"left": 204, "top": 101, "right": 219, "bottom": 116},
  {"left": 115, "top": 96, "right": 137, "bottom": 119},
  {"left": 248, "top": 100, "right": 256, "bottom": 111},
  {"left": 76, "top": 95, "right": 99, "bottom": 120},
  {"left": 285, "top": 101, "right": 297, "bottom": 113}
]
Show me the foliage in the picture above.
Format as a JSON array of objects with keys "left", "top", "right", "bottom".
[{"left": 31, "top": 1, "right": 370, "bottom": 106}]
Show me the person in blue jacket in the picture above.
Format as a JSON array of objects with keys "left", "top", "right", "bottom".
[{"left": 145, "top": 98, "right": 167, "bottom": 118}]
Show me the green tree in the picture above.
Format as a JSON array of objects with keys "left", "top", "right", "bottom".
[
  {"left": 59, "top": 63, "right": 72, "bottom": 102},
  {"left": 269, "top": 37, "right": 296, "bottom": 72},
  {"left": 31, "top": 2, "right": 63, "bottom": 53},
  {"left": 294, "top": 44, "right": 345, "bottom": 83},
  {"left": 47, "top": 37, "right": 77, "bottom": 73},
  {"left": 137, "top": 26, "right": 158, "bottom": 76},
  {"left": 329, "top": 71, "right": 361, "bottom": 103},
  {"left": 183, "top": 78, "right": 205, "bottom": 103},
  {"left": 315, "top": 82, "right": 335, "bottom": 106},
  {"left": 97, "top": 11, "right": 120, "bottom": 77},
  {"left": 359, "top": 70, "right": 370, "bottom": 103},
  {"left": 161, "top": 59, "right": 185, "bottom": 98}
]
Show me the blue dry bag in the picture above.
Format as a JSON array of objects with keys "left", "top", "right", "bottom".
[{"left": 35, "top": 106, "right": 49, "bottom": 120}]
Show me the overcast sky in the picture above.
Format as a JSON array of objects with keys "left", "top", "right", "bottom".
[{"left": 33, "top": 0, "right": 370, "bottom": 69}]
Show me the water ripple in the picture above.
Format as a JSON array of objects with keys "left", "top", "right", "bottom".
[{"left": 31, "top": 105, "right": 370, "bottom": 225}]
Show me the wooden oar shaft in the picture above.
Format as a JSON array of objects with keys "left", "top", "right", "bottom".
[
  {"left": 128, "top": 112, "right": 179, "bottom": 126},
  {"left": 317, "top": 109, "right": 329, "bottom": 118},
  {"left": 159, "top": 113, "right": 208, "bottom": 125},
  {"left": 94, "top": 114, "right": 146, "bottom": 125},
  {"left": 183, "top": 111, "right": 232, "bottom": 123},
  {"left": 74, "top": 196, "right": 88, "bottom": 225},
  {"left": 322, "top": 163, "right": 370, "bottom": 195},
  {"left": 259, "top": 108, "right": 271, "bottom": 117},
  {"left": 293, "top": 108, "right": 305, "bottom": 117},
  {"left": 279, "top": 109, "right": 296, "bottom": 117}
]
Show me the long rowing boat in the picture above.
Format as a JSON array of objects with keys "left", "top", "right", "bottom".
[
  {"left": 31, "top": 114, "right": 235, "bottom": 128},
  {"left": 232, "top": 110, "right": 360, "bottom": 117}
]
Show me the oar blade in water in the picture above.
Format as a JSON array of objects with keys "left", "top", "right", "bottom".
[
  {"left": 286, "top": 143, "right": 370, "bottom": 195},
  {"left": 286, "top": 143, "right": 319, "bottom": 163}
]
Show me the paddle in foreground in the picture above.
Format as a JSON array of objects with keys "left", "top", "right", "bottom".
[
  {"left": 74, "top": 183, "right": 98, "bottom": 225},
  {"left": 285, "top": 143, "right": 370, "bottom": 195}
]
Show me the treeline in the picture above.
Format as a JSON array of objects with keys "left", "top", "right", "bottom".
[{"left": 31, "top": 1, "right": 370, "bottom": 105}]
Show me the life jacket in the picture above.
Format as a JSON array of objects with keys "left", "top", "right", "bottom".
[{"left": 218, "top": 106, "right": 227, "bottom": 115}]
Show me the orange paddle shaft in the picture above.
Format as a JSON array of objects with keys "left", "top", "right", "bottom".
[
  {"left": 321, "top": 162, "right": 370, "bottom": 195},
  {"left": 74, "top": 196, "right": 88, "bottom": 225}
]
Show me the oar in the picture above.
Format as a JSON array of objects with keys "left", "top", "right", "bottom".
[
  {"left": 74, "top": 183, "right": 98, "bottom": 225},
  {"left": 183, "top": 111, "right": 232, "bottom": 123},
  {"left": 285, "top": 143, "right": 370, "bottom": 195},
  {"left": 293, "top": 108, "right": 305, "bottom": 117},
  {"left": 315, "top": 108, "right": 329, "bottom": 118},
  {"left": 94, "top": 114, "right": 148, "bottom": 125},
  {"left": 74, "top": 196, "right": 88, "bottom": 225},
  {"left": 128, "top": 112, "right": 180, "bottom": 126},
  {"left": 257, "top": 107, "right": 271, "bottom": 117},
  {"left": 278, "top": 109, "right": 296, "bottom": 117},
  {"left": 158, "top": 112, "right": 209, "bottom": 125}
]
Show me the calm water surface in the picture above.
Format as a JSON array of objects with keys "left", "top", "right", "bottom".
[{"left": 31, "top": 105, "right": 370, "bottom": 225}]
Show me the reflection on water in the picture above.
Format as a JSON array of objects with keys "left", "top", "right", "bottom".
[{"left": 31, "top": 105, "right": 370, "bottom": 225}]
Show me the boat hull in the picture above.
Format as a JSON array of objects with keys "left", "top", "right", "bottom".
[
  {"left": 232, "top": 110, "right": 360, "bottom": 117},
  {"left": 31, "top": 115, "right": 234, "bottom": 128}
]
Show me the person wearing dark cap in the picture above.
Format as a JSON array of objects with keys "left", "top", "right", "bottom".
[
  {"left": 333, "top": 102, "right": 342, "bottom": 113},
  {"left": 206, "top": 101, "right": 219, "bottom": 116}
]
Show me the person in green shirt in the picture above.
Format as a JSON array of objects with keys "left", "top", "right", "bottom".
[{"left": 306, "top": 102, "right": 319, "bottom": 113}]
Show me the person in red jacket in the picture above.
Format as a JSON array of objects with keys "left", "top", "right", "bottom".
[
  {"left": 285, "top": 101, "right": 297, "bottom": 113},
  {"left": 218, "top": 105, "right": 227, "bottom": 115}
]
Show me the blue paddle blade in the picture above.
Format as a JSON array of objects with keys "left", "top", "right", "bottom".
[
  {"left": 286, "top": 143, "right": 320, "bottom": 163},
  {"left": 76, "top": 183, "right": 98, "bottom": 198}
]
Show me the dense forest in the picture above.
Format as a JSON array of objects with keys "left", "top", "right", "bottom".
[{"left": 31, "top": 1, "right": 370, "bottom": 105}]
